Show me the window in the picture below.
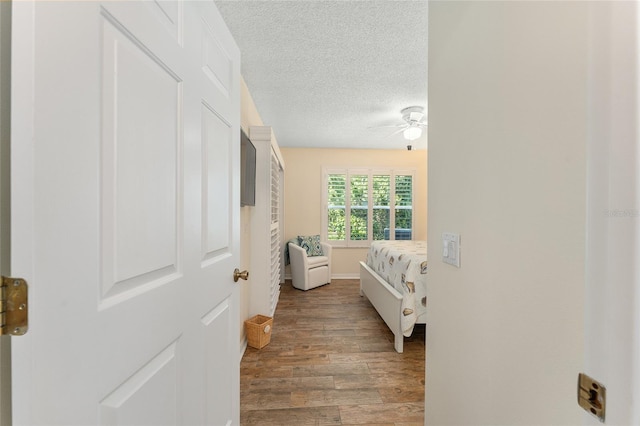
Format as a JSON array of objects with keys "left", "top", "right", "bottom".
[{"left": 323, "top": 168, "right": 414, "bottom": 246}]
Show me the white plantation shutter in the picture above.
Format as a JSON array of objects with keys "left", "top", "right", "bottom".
[
  {"left": 248, "top": 126, "right": 285, "bottom": 318},
  {"left": 269, "top": 226, "right": 280, "bottom": 312},
  {"left": 350, "top": 174, "right": 369, "bottom": 241},
  {"left": 394, "top": 174, "right": 413, "bottom": 240},
  {"left": 323, "top": 169, "right": 414, "bottom": 245},
  {"left": 326, "top": 173, "right": 346, "bottom": 241},
  {"left": 270, "top": 152, "right": 279, "bottom": 225},
  {"left": 269, "top": 151, "right": 281, "bottom": 313},
  {"left": 372, "top": 174, "right": 391, "bottom": 240}
]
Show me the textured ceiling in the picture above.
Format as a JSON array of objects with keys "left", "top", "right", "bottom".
[{"left": 215, "top": 0, "right": 429, "bottom": 150}]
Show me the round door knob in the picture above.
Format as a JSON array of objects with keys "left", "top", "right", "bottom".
[{"left": 233, "top": 268, "right": 249, "bottom": 282}]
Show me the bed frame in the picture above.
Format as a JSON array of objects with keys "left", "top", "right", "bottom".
[{"left": 359, "top": 261, "right": 425, "bottom": 353}]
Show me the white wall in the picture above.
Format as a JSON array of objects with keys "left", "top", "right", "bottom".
[
  {"left": 0, "top": 1, "right": 11, "bottom": 425},
  {"left": 426, "top": 2, "right": 586, "bottom": 424},
  {"left": 281, "top": 147, "right": 427, "bottom": 278},
  {"left": 239, "top": 78, "right": 263, "bottom": 349}
]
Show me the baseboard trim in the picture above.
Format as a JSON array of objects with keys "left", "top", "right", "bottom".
[
  {"left": 283, "top": 273, "right": 360, "bottom": 281},
  {"left": 331, "top": 273, "right": 360, "bottom": 280},
  {"left": 240, "top": 338, "right": 247, "bottom": 362}
]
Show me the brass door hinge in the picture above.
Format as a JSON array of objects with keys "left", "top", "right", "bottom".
[
  {"left": 0, "top": 276, "right": 28, "bottom": 336},
  {"left": 578, "top": 373, "right": 606, "bottom": 422}
]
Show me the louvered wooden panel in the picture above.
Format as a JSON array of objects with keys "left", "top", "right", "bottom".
[
  {"left": 270, "top": 152, "right": 279, "bottom": 225},
  {"left": 248, "top": 126, "right": 285, "bottom": 319},
  {"left": 269, "top": 224, "right": 280, "bottom": 313}
]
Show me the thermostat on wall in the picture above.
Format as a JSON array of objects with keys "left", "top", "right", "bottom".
[{"left": 442, "top": 232, "right": 460, "bottom": 267}]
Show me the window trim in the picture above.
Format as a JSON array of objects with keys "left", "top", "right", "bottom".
[{"left": 322, "top": 167, "right": 415, "bottom": 247}]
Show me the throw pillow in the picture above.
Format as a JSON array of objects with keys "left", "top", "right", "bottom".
[{"left": 297, "top": 235, "right": 323, "bottom": 256}]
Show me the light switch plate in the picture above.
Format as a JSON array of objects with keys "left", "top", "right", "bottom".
[{"left": 442, "top": 232, "right": 460, "bottom": 267}]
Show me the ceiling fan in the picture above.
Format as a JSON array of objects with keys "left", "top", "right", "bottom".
[{"left": 374, "top": 106, "right": 427, "bottom": 141}]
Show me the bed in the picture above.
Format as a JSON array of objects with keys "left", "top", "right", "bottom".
[{"left": 359, "top": 240, "right": 427, "bottom": 353}]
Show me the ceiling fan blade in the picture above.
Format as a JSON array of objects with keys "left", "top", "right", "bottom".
[
  {"left": 368, "top": 123, "right": 406, "bottom": 129},
  {"left": 369, "top": 106, "right": 426, "bottom": 137},
  {"left": 387, "top": 127, "right": 407, "bottom": 137}
]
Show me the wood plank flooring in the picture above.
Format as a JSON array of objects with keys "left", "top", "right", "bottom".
[{"left": 240, "top": 279, "right": 425, "bottom": 425}]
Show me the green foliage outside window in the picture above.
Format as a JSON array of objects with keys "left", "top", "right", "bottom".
[
  {"left": 372, "top": 175, "right": 390, "bottom": 240},
  {"left": 350, "top": 175, "right": 368, "bottom": 240},
  {"left": 326, "top": 171, "right": 413, "bottom": 243},
  {"left": 395, "top": 175, "right": 413, "bottom": 232},
  {"left": 327, "top": 174, "right": 346, "bottom": 240}
]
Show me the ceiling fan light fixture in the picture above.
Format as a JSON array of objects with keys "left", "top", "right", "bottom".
[{"left": 403, "top": 126, "right": 422, "bottom": 141}]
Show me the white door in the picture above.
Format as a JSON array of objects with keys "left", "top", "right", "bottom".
[{"left": 10, "top": 1, "right": 241, "bottom": 424}]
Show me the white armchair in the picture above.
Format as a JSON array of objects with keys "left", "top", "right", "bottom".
[{"left": 288, "top": 241, "right": 332, "bottom": 291}]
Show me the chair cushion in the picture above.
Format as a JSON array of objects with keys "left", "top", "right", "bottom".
[
  {"left": 298, "top": 234, "right": 323, "bottom": 256},
  {"left": 307, "top": 265, "right": 330, "bottom": 289},
  {"left": 307, "top": 255, "right": 329, "bottom": 268}
]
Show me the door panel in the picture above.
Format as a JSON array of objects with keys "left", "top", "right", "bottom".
[
  {"left": 202, "top": 299, "right": 233, "bottom": 425},
  {"left": 202, "top": 28, "right": 233, "bottom": 98},
  {"left": 101, "top": 13, "right": 182, "bottom": 301},
  {"left": 11, "top": 1, "right": 241, "bottom": 424},
  {"left": 199, "top": 10, "right": 236, "bottom": 121},
  {"left": 202, "top": 104, "right": 232, "bottom": 259},
  {"left": 99, "top": 341, "right": 179, "bottom": 426},
  {"left": 144, "top": 0, "right": 182, "bottom": 43}
]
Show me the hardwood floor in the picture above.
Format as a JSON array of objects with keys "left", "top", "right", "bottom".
[{"left": 240, "top": 279, "right": 425, "bottom": 425}]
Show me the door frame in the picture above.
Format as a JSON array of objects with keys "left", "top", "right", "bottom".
[
  {"left": 584, "top": 2, "right": 640, "bottom": 423},
  {"left": 0, "top": 0, "right": 11, "bottom": 424}
]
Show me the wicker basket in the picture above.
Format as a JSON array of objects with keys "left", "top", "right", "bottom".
[{"left": 245, "top": 315, "right": 273, "bottom": 349}]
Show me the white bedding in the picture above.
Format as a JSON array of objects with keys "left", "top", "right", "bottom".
[{"left": 366, "top": 240, "right": 428, "bottom": 336}]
